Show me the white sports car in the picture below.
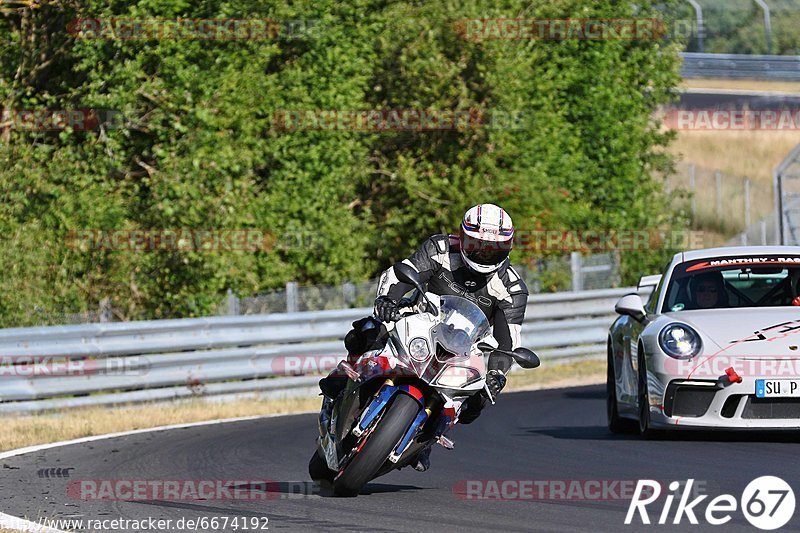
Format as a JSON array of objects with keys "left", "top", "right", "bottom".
[{"left": 608, "top": 246, "right": 800, "bottom": 436}]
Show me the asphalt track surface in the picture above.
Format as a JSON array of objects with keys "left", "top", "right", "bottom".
[
  {"left": 3, "top": 385, "right": 800, "bottom": 532},
  {"left": 679, "top": 89, "right": 800, "bottom": 110}
]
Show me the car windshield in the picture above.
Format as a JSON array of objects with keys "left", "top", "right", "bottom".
[
  {"left": 435, "top": 295, "right": 491, "bottom": 356},
  {"left": 662, "top": 255, "right": 800, "bottom": 312}
]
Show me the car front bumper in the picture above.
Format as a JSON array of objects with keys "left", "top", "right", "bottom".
[{"left": 648, "top": 373, "right": 800, "bottom": 429}]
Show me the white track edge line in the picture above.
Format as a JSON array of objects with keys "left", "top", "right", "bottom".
[{"left": 0, "top": 409, "right": 317, "bottom": 533}]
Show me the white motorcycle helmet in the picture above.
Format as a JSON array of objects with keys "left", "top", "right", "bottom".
[{"left": 459, "top": 203, "right": 514, "bottom": 274}]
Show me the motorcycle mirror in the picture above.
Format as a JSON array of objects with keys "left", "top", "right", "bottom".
[
  {"left": 511, "top": 347, "right": 540, "bottom": 369},
  {"left": 393, "top": 262, "right": 423, "bottom": 291},
  {"left": 477, "top": 342, "right": 495, "bottom": 352},
  {"left": 394, "top": 262, "right": 439, "bottom": 315}
]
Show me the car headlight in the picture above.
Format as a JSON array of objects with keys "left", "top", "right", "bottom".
[
  {"left": 408, "top": 337, "right": 430, "bottom": 360},
  {"left": 659, "top": 323, "right": 702, "bottom": 359}
]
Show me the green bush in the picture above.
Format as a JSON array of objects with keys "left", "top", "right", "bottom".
[{"left": 0, "top": 0, "right": 683, "bottom": 326}]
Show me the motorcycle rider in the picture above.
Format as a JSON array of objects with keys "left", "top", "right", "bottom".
[{"left": 319, "top": 203, "right": 529, "bottom": 471}]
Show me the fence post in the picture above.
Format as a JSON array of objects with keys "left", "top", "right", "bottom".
[
  {"left": 744, "top": 177, "right": 751, "bottom": 228},
  {"left": 689, "top": 163, "right": 696, "bottom": 220},
  {"left": 715, "top": 170, "right": 722, "bottom": 219},
  {"left": 761, "top": 220, "right": 768, "bottom": 245},
  {"left": 342, "top": 282, "right": 356, "bottom": 307},
  {"left": 98, "top": 298, "right": 112, "bottom": 323},
  {"left": 687, "top": 0, "right": 704, "bottom": 52},
  {"left": 754, "top": 0, "right": 772, "bottom": 55},
  {"left": 226, "top": 288, "right": 240, "bottom": 316},
  {"left": 570, "top": 252, "right": 583, "bottom": 292},
  {"left": 286, "top": 281, "right": 299, "bottom": 313}
]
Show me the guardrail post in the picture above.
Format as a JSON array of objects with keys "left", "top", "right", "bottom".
[
  {"left": 570, "top": 252, "right": 583, "bottom": 292},
  {"left": 286, "top": 281, "right": 299, "bottom": 313},
  {"left": 761, "top": 220, "right": 767, "bottom": 245}
]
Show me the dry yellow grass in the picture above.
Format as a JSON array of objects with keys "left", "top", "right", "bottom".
[
  {"left": 669, "top": 130, "right": 800, "bottom": 185},
  {"left": 0, "top": 395, "right": 322, "bottom": 452},
  {"left": 682, "top": 78, "right": 800, "bottom": 93},
  {"left": 505, "top": 358, "right": 604, "bottom": 392},
  {"left": 0, "top": 360, "right": 604, "bottom": 454},
  {"left": 665, "top": 130, "right": 800, "bottom": 238}
]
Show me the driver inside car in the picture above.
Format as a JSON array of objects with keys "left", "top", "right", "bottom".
[{"left": 688, "top": 271, "right": 728, "bottom": 310}]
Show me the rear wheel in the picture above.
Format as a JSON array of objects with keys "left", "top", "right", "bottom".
[
  {"left": 334, "top": 393, "right": 419, "bottom": 496},
  {"left": 308, "top": 450, "right": 336, "bottom": 483},
  {"left": 607, "top": 344, "right": 635, "bottom": 434}
]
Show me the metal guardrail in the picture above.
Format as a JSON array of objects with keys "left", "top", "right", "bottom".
[
  {"left": 0, "top": 287, "right": 652, "bottom": 413},
  {"left": 681, "top": 52, "right": 800, "bottom": 80}
]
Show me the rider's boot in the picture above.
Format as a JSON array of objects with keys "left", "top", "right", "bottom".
[{"left": 411, "top": 446, "right": 432, "bottom": 472}]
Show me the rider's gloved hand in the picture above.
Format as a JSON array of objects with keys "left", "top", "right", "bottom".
[
  {"left": 485, "top": 369, "right": 507, "bottom": 399},
  {"left": 374, "top": 295, "right": 400, "bottom": 322}
]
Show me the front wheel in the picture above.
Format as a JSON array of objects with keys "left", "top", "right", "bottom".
[
  {"left": 334, "top": 393, "right": 420, "bottom": 496},
  {"left": 637, "top": 347, "right": 662, "bottom": 440},
  {"left": 607, "top": 345, "right": 635, "bottom": 434}
]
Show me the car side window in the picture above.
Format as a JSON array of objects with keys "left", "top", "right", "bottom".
[{"left": 644, "top": 263, "right": 668, "bottom": 314}]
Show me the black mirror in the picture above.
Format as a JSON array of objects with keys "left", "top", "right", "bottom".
[
  {"left": 394, "top": 262, "right": 422, "bottom": 290},
  {"left": 477, "top": 342, "right": 494, "bottom": 352},
  {"left": 511, "top": 347, "right": 540, "bottom": 369}
]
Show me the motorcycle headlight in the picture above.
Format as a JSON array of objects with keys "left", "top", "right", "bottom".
[
  {"left": 659, "top": 323, "right": 702, "bottom": 359},
  {"left": 408, "top": 337, "right": 430, "bottom": 360},
  {"left": 436, "top": 366, "right": 481, "bottom": 388}
]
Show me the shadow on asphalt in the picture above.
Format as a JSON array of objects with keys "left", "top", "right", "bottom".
[
  {"left": 560, "top": 388, "right": 606, "bottom": 400},
  {"left": 229, "top": 480, "right": 425, "bottom": 498},
  {"left": 517, "top": 425, "right": 800, "bottom": 443}
]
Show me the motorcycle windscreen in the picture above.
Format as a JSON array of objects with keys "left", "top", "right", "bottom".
[{"left": 434, "top": 295, "right": 491, "bottom": 356}]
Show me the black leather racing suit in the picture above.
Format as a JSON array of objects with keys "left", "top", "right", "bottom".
[
  {"left": 323, "top": 234, "right": 529, "bottom": 422},
  {"left": 378, "top": 234, "right": 528, "bottom": 422},
  {"left": 379, "top": 233, "right": 528, "bottom": 371}
]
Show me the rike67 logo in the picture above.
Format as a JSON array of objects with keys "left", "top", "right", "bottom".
[{"left": 626, "top": 477, "right": 795, "bottom": 530}]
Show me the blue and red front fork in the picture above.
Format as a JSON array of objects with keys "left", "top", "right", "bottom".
[{"left": 351, "top": 380, "right": 430, "bottom": 463}]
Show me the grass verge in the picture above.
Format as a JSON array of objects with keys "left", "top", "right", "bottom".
[
  {"left": 0, "top": 359, "right": 605, "bottom": 453},
  {"left": 505, "top": 358, "right": 605, "bottom": 392}
]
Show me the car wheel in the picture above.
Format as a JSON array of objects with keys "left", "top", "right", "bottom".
[
  {"left": 637, "top": 346, "right": 662, "bottom": 440},
  {"left": 607, "top": 343, "right": 635, "bottom": 434}
]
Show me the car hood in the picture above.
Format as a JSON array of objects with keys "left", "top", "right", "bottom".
[{"left": 661, "top": 308, "right": 800, "bottom": 357}]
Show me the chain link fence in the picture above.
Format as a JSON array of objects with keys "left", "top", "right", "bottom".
[{"left": 670, "top": 161, "right": 775, "bottom": 242}]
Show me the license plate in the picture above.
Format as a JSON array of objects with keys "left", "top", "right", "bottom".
[{"left": 756, "top": 379, "right": 800, "bottom": 398}]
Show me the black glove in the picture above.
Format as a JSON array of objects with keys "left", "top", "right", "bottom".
[
  {"left": 485, "top": 369, "right": 507, "bottom": 399},
  {"left": 374, "top": 295, "right": 400, "bottom": 322}
]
